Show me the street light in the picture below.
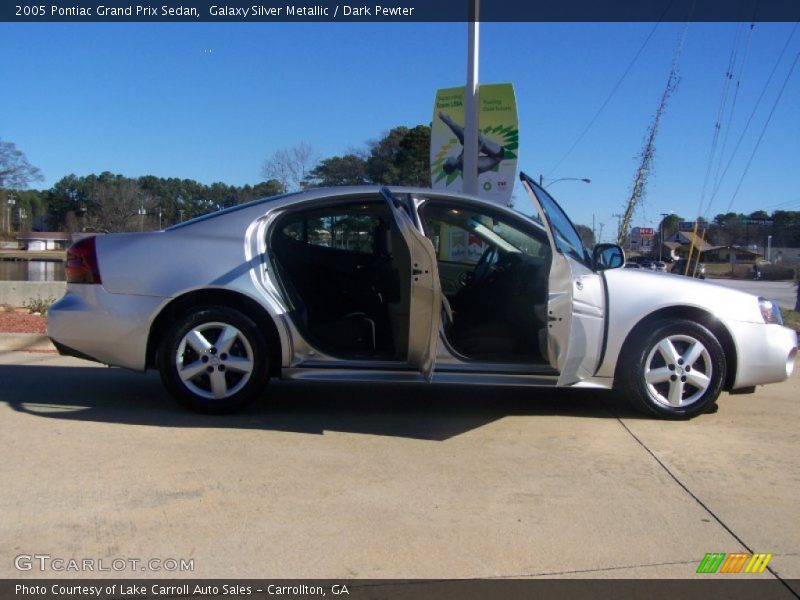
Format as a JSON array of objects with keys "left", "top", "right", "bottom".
[{"left": 538, "top": 175, "right": 591, "bottom": 188}]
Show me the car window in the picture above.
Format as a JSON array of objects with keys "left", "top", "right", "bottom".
[
  {"left": 279, "top": 208, "right": 381, "bottom": 255},
  {"left": 419, "top": 202, "right": 549, "bottom": 264},
  {"left": 517, "top": 176, "right": 590, "bottom": 265}
]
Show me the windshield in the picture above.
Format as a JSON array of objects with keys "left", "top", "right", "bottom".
[{"left": 517, "top": 174, "right": 589, "bottom": 264}]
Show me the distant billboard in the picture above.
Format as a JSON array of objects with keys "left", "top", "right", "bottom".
[
  {"left": 679, "top": 221, "right": 708, "bottom": 231},
  {"left": 430, "top": 83, "right": 518, "bottom": 206},
  {"left": 633, "top": 227, "right": 654, "bottom": 237}
]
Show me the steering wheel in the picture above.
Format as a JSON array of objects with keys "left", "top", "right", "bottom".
[{"left": 456, "top": 245, "right": 498, "bottom": 288}]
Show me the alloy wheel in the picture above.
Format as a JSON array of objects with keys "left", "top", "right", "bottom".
[
  {"left": 175, "top": 321, "right": 254, "bottom": 400},
  {"left": 643, "top": 334, "right": 712, "bottom": 408}
]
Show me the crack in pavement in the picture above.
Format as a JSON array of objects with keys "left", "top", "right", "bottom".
[{"left": 608, "top": 407, "right": 800, "bottom": 598}]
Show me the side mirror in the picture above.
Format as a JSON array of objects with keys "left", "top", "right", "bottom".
[{"left": 593, "top": 243, "right": 625, "bottom": 271}]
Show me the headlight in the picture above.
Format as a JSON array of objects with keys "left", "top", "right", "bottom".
[{"left": 758, "top": 297, "right": 784, "bottom": 325}]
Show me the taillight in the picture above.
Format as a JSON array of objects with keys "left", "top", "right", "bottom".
[{"left": 65, "top": 236, "right": 102, "bottom": 284}]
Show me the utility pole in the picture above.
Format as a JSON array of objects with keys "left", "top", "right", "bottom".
[
  {"left": 616, "top": 28, "right": 685, "bottom": 245},
  {"left": 6, "top": 193, "right": 16, "bottom": 235},
  {"left": 613, "top": 213, "right": 624, "bottom": 247},
  {"left": 659, "top": 212, "right": 671, "bottom": 261}
]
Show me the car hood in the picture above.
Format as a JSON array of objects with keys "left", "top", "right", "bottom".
[{"left": 604, "top": 268, "right": 765, "bottom": 324}]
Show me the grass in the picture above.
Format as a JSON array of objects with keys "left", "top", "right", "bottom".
[
  {"left": 0, "top": 249, "right": 66, "bottom": 261},
  {"left": 782, "top": 309, "right": 800, "bottom": 333}
]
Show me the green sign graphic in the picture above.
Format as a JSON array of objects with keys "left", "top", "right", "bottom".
[{"left": 430, "top": 83, "right": 518, "bottom": 206}]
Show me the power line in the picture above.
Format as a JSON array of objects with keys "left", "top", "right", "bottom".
[
  {"left": 544, "top": 15, "right": 672, "bottom": 177},
  {"left": 697, "top": 23, "right": 744, "bottom": 218},
  {"left": 702, "top": 23, "right": 798, "bottom": 217},
  {"left": 725, "top": 49, "right": 800, "bottom": 213},
  {"left": 712, "top": 23, "right": 755, "bottom": 196}
]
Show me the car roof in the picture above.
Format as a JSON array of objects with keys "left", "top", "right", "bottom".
[{"left": 167, "top": 185, "right": 536, "bottom": 232}]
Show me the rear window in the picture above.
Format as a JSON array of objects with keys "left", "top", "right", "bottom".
[{"left": 274, "top": 202, "right": 388, "bottom": 256}]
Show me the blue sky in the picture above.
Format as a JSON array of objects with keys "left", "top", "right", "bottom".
[{"left": 1, "top": 21, "right": 798, "bottom": 239}]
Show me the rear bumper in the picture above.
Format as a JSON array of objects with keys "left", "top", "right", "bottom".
[
  {"left": 47, "top": 285, "right": 165, "bottom": 371},
  {"left": 729, "top": 321, "right": 797, "bottom": 389}
]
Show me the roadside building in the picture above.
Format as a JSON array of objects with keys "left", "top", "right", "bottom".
[
  {"left": 16, "top": 232, "right": 71, "bottom": 251},
  {"left": 703, "top": 246, "right": 762, "bottom": 264}
]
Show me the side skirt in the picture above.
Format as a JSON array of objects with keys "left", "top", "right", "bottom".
[{"left": 282, "top": 366, "right": 562, "bottom": 387}]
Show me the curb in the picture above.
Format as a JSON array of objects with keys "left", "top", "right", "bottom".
[{"left": 0, "top": 333, "right": 56, "bottom": 352}]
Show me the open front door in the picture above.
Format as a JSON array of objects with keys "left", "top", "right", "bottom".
[
  {"left": 519, "top": 173, "right": 606, "bottom": 385},
  {"left": 380, "top": 187, "right": 442, "bottom": 381}
]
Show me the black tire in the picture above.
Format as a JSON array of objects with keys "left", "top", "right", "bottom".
[
  {"left": 157, "top": 305, "right": 269, "bottom": 414},
  {"left": 617, "top": 319, "right": 726, "bottom": 419}
]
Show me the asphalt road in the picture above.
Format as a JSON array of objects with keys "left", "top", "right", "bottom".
[
  {"left": 709, "top": 279, "right": 798, "bottom": 311},
  {"left": 1, "top": 351, "right": 798, "bottom": 587}
]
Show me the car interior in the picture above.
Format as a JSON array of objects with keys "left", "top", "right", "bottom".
[
  {"left": 269, "top": 197, "right": 553, "bottom": 366},
  {"left": 419, "top": 201, "right": 552, "bottom": 364},
  {"left": 269, "top": 200, "right": 405, "bottom": 359}
]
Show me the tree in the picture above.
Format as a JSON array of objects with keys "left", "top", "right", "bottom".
[
  {"left": 261, "top": 142, "right": 316, "bottom": 193},
  {"left": 305, "top": 154, "right": 367, "bottom": 187},
  {"left": 574, "top": 224, "right": 596, "bottom": 248},
  {"left": 0, "top": 139, "right": 43, "bottom": 190},
  {"left": 708, "top": 212, "right": 744, "bottom": 246},
  {"left": 657, "top": 214, "right": 682, "bottom": 242},
  {"left": 365, "top": 125, "right": 431, "bottom": 186},
  {"left": 85, "top": 174, "right": 155, "bottom": 232}
]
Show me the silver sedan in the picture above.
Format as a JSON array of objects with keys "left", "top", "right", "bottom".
[{"left": 48, "top": 173, "right": 797, "bottom": 419}]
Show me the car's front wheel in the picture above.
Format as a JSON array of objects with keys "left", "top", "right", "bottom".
[
  {"left": 618, "top": 319, "right": 726, "bottom": 419},
  {"left": 157, "top": 306, "right": 269, "bottom": 413}
]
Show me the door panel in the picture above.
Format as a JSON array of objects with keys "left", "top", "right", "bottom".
[
  {"left": 380, "top": 188, "right": 442, "bottom": 380},
  {"left": 519, "top": 173, "right": 606, "bottom": 385}
]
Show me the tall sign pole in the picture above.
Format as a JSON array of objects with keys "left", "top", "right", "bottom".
[{"left": 463, "top": 0, "right": 479, "bottom": 195}]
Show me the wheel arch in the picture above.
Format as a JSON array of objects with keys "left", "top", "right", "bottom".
[
  {"left": 614, "top": 305, "right": 737, "bottom": 390},
  {"left": 147, "top": 288, "right": 282, "bottom": 376}
]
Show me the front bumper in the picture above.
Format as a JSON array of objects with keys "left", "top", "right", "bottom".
[
  {"left": 728, "top": 321, "right": 798, "bottom": 389},
  {"left": 47, "top": 285, "right": 165, "bottom": 371}
]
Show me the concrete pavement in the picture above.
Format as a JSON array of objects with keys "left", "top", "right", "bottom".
[{"left": 0, "top": 350, "right": 798, "bottom": 584}]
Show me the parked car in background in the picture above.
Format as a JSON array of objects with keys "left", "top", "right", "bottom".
[
  {"left": 48, "top": 172, "right": 796, "bottom": 420},
  {"left": 671, "top": 259, "right": 706, "bottom": 279},
  {"left": 654, "top": 261, "right": 668, "bottom": 272},
  {"left": 624, "top": 263, "right": 643, "bottom": 269}
]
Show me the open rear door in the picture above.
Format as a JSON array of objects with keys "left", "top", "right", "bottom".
[
  {"left": 380, "top": 187, "right": 441, "bottom": 381},
  {"left": 519, "top": 173, "right": 606, "bottom": 385}
]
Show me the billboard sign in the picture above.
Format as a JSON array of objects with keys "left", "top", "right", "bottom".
[
  {"left": 430, "top": 83, "right": 518, "bottom": 206},
  {"left": 679, "top": 221, "right": 708, "bottom": 231}
]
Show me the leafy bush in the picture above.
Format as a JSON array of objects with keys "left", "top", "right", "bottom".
[
  {"left": 22, "top": 296, "right": 56, "bottom": 315},
  {"left": 759, "top": 264, "right": 796, "bottom": 281}
]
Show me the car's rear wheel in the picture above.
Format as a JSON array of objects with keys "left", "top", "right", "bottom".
[
  {"left": 157, "top": 306, "right": 269, "bottom": 413},
  {"left": 618, "top": 319, "right": 726, "bottom": 419}
]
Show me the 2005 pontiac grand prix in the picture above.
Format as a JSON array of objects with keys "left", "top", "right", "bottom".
[{"left": 48, "top": 173, "right": 797, "bottom": 418}]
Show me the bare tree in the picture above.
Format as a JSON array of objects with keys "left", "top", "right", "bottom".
[
  {"left": 0, "top": 139, "right": 43, "bottom": 190},
  {"left": 85, "top": 178, "right": 156, "bottom": 232},
  {"left": 260, "top": 142, "right": 316, "bottom": 192}
]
